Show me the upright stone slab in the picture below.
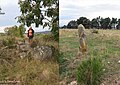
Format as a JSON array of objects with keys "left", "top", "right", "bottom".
[{"left": 78, "top": 24, "right": 87, "bottom": 54}]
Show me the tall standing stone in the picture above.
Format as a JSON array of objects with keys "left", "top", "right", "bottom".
[{"left": 78, "top": 24, "right": 87, "bottom": 54}]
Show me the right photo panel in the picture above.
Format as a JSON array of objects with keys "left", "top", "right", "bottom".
[{"left": 59, "top": 0, "right": 120, "bottom": 85}]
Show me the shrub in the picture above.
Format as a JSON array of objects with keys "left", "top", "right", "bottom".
[
  {"left": 92, "top": 29, "right": 99, "bottom": 34},
  {"left": 2, "top": 37, "right": 16, "bottom": 47},
  {"left": 18, "top": 24, "right": 26, "bottom": 38},
  {"left": 42, "top": 34, "right": 55, "bottom": 41},
  {"left": 5, "top": 26, "right": 19, "bottom": 36},
  {"left": 77, "top": 57, "right": 104, "bottom": 85},
  {"left": 4, "top": 24, "right": 25, "bottom": 38}
]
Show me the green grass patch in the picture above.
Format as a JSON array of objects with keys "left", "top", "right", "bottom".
[
  {"left": 59, "top": 29, "right": 120, "bottom": 84},
  {"left": 77, "top": 57, "right": 105, "bottom": 85}
]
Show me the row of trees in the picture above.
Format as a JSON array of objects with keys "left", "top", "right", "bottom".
[{"left": 64, "top": 16, "right": 120, "bottom": 29}]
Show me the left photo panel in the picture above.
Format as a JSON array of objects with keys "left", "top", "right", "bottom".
[{"left": 0, "top": 0, "right": 59, "bottom": 84}]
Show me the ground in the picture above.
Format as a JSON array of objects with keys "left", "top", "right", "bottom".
[
  {"left": 59, "top": 29, "right": 120, "bottom": 85},
  {"left": 0, "top": 33, "right": 59, "bottom": 85}
]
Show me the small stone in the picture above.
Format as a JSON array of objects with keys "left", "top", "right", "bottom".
[
  {"left": 19, "top": 44, "right": 31, "bottom": 52},
  {"left": 69, "top": 81, "right": 77, "bottom": 85},
  {"left": 103, "top": 69, "right": 105, "bottom": 71},
  {"left": 118, "top": 60, "right": 120, "bottom": 63},
  {"left": 101, "top": 83, "right": 104, "bottom": 85},
  {"left": 19, "top": 52, "right": 26, "bottom": 59}
]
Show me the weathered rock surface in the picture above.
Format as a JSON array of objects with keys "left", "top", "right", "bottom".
[
  {"left": 32, "top": 46, "right": 53, "bottom": 60},
  {"left": 18, "top": 44, "right": 31, "bottom": 52},
  {"left": 17, "top": 43, "right": 54, "bottom": 60},
  {"left": 0, "top": 38, "right": 55, "bottom": 61}
]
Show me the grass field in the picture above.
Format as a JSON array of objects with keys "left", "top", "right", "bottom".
[
  {"left": 59, "top": 29, "right": 120, "bottom": 85},
  {"left": 0, "top": 33, "right": 59, "bottom": 85}
]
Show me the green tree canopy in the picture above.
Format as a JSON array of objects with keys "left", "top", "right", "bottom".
[
  {"left": 17, "top": 0, "right": 59, "bottom": 41},
  {"left": 116, "top": 19, "right": 120, "bottom": 29},
  {"left": 91, "top": 18, "right": 99, "bottom": 29},
  {"left": 110, "top": 18, "right": 117, "bottom": 29},
  {"left": 67, "top": 20, "right": 77, "bottom": 28},
  {"left": 77, "top": 17, "right": 90, "bottom": 29},
  {"left": 100, "top": 17, "right": 111, "bottom": 29}
]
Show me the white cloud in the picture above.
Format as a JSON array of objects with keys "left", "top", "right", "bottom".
[
  {"left": 0, "top": 0, "right": 50, "bottom": 32},
  {"left": 91, "top": 11, "right": 120, "bottom": 19},
  {"left": 0, "top": 0, "right": 18, "bottom": 7},
  {"left": 60, "top": 0, "right": 120, "bottom": 8},
  {"left": 60, "top": 0, "right": 120, "bottom": 26},
  {"left": 0, "top": 0, "right": 20, "bottom": 26}
]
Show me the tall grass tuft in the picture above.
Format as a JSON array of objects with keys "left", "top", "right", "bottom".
[
  {"left": 2, "top": 37, "right": 16, "bottom": 47},
  {"left": 77, "top": 56, "right": 105, "bottom": 85}
]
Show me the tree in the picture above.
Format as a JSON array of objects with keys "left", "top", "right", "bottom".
[
  {"left": 67, "top": 20, "right": 77, "bottom": 29},
  {"left": 100, "top": 17, "right": 111, "bottom": 29},
  {"left": 116, "top": 19, "right": 120, "bottom": 29},
  {"left": 62, "top": 25, "right": 67, "bottom": 29},
  {"left": 17, "top": 0, "right": 59, "bottom": 41},
  {"left": 77, "top": 17, "right": 90, "bottom": 29},
  {"left": 91, "top": 18, "right": 99, "bottom": 29},
  {"left": 110, "top": 18, "right": 117, "bottom": 29},
  {"left": 90, "top": 16, "right": 102, "bottom": 29},
  {"left": 96, "top": 16, "right": 101, "bottom": 29}
]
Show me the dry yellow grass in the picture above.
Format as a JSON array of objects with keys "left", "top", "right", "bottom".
[{"left": 0, "top": 33, "right": 59, "bottom": 85}]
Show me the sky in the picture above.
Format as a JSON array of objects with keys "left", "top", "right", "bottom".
[
  {"left": 0, "top": 0, "right": 20, "bottom": 26},
  {"left": 0, "top": 0, "right": 50, "bottom": 32},
  {"left": 59, "top": 0, "right": 120, "bottom": 26}
]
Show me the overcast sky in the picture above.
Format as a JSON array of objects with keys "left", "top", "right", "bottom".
[
  {"left": 0, "top": 0, "right": 20, "bottom": 26},
  {"left": 0, "top": 0, "right": 50, "bottom": 32},
  {"left": 59, "top": 0, "right": 120, "bottom": 26},
  {"left": 1, "top": 0, "right": 120, "bottom": 28}
]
